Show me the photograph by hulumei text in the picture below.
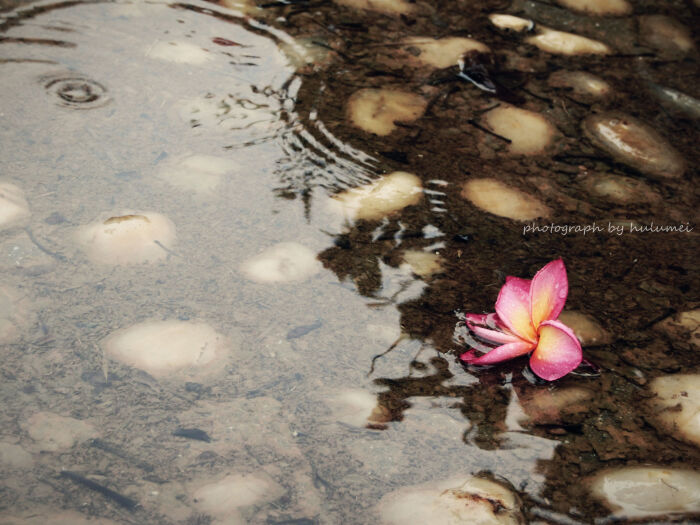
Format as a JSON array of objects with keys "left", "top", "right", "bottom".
[{"left": 523, "top": 221, "right": 694, "bottom": 236}]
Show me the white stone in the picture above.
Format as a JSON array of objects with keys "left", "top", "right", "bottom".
[
  {"left": 582, "top": 173, "right": 659, "bottom": 205},
  {"left": 102, "top": 320, "right": 229, "bottom": 379},
  {"left": 582, "top": 113, "right": 685, "bottom": 180},
  {"left": 548, "top": 70, "right": 610, "bottom": 97},
  {"left": 517, "top": 386, "right": 594, "bottom": 425},
  {"left": 649, "top": 374, "right": 700, "bottom": 448},
  {"left": 146, "top": 41, "right": 212, "bottom": 64},
  {"left": 347, "top": 88, "right": 427, "bottom": 136},
  {"left": 191, "top": 472, "right": 285, "bottom": 520},
  {"left": 401, "top": 250, "right": 443, "bottom": 277},
  {"left": 77, "top": 212, "right": 176, "bottom": 265},
  {"left": 640, "top": 16, "right": 694, "bottom": 56},
  {"left": 22, "top": 412, "right": 98, "bottom": 452},
  {"left": 558, "top": 311, "right": 611, "bottom": 346},
  {"left": 590, "top": 467, "right": 700, "bottom": 518},
  {"left": 655, "top": 310, "right": 700, "bottom": 348},
  {"left": 378, "top": 476, "right": 523, "bottom": 524},
  {"left": 241, "top": 242, "right": 321, "bottom": 283},
  {"left": 555, "top": 0, "right": 631, "bottom": 15},
  {"left": 0, "top": 182, "right": 30, "bottom": 230},
  {"left": 401, "top": 37, "right": 489, "bottom": 68},
  {"left": 329, "top": 172, "right": 423, "bottom": 221},
  {"left": 489, "top": 14, "right": 533, "bottom": 32},
  {"left": 526, "top": 28, "right": 611, "bottom": 55},
  {"left": 483, "top": 106, "right": 557, "bottom": 155},
  {"left": 0, "top": 442, "right": 33, "bottom": 468},
  {"left": 156, "top": 154, "right": 238, "bottom": 195},
  {"left": 334, "top": 0, "right": 415, "bottom": 15},
  {"left": 328, "top": 389, "right": 389, "bottom": 427},
  {"left": 462, "top": 178, "right": 549, "bottom": 221},
  {"left": 0, "top": 284, "right": 29, "bottom": 344}
]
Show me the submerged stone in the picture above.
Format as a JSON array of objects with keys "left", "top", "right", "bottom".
[
  {"left": 639, "top": 16, "right": 694, "bottom": 57},
  {"left": 146, "top": 41, "right": 212, "bottom": 64},
  {"left": 334, "top": 0, "right": 415, "bottom": 15},
  {"left": 347, "top": 88, "right": 427, "bottom": 136},
  {"left": 558, "top": 311, "right": 612, "bottom": 346},
  {"left": 0, "top": 511, "right": 121, "bottom": 525},
  {"left": 582, "top": 113, "right": 685, "bottom": 179},
  {"left": 377, "top": 476, "right": 524, "bottom": 524},
  {"left": 654, "top": 310, "right": 700, "bottom": 348},
  {"left": 329, "top": 171, "right": 423, "bottom": 221},
  {"left": 240, "top": 242, "right": 321, "bottom": 283},
  {"left": 329, "top": 389, "right": 390, "bottom": 428},
  {"left": 0, "top": 182, "right": 30, "bottom": 231},
  {"left": 517, "top": 386, "right": 594, "bottom": 426},
  {"left": 462, "top": 179, "right": 549, "bottom": 221},
  {"left": 401, "top": 37, "right": 489, "bottom": 69},
  {"left": 548, "top": 70, "right": 611, "bottom": 97},
  {"left": 156, "top": 154, "right": 238, "bottom": 195},
  {"left": 191, "top": 472, "right": 285, "bottom": 521},
  {"left": 0, "top": 442, "right": 33, "bottom": 468},
  {"left": 401, "top": 250, "right": 443, "bottom": 278},
  {"left": 102, "top": 320, "right": 229, "bottom": 379},
  {"left": 483, "top": 106, "right": 557, "bottom": 155},
  {"left": 581, "top": 173, "right": 660, "bottom": 205},
  {"left": 649, "top": 374, "right": 700, "bottom": 447},
  {"left": 77, "top": 212, "right": 177, "bottom": 265},
  {"left": 555, "top": 0, "right": 631, "bottom": 15},
  {"left": 0, "top": 284, "right": 30, "bottom": 344},
  {"left": 22, "top": 412, "right": 98, "bottom": 452},
  {"left": 526, "top": 28, "right": 611, "bottom": 55},
  {"left": 590, "top": 467, "right": 700, "bottom": 518},
  {"left": 488, "top": 14, "right": 533, "bottom": 32}
]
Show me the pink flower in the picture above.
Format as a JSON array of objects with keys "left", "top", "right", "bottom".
[{"left": 460, "top": 259, "right": 582, "bottom": 381}]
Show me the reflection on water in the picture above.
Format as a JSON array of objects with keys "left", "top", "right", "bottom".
[{"left": 0, "top": 0, "right": 699, "bottom": 523}]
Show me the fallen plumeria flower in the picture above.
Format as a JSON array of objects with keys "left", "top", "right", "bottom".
[{"left": 460, "top": 259, "right": 582, "bottom": 381}]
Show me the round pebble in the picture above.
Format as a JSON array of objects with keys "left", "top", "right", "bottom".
[
  {"left": 639, "top": 16, "right": 694, "bottom": 57},
  {"left": 329, "top": 171, "right": 423, "bottom": 221},
  {"left": 655, "top": 310, "right": 699, "bottom": 348},
  {"left": 582, "top": 113, "right": 685, "bottom": 180},
  {"left": 548, "top": 70, "right": 611, "bottom": 97},
  {"left": 401, "top": 250, "right": 443, "bottom": 278},
  {"left": 77, "top": 212, "right": 176, "bottom": 265},
  {"left": 590, "top": 467, "right": 700, "bottom": 518},
  {"left": 191, "top": 472, "right": 285, "bottom": 520},
  {"left": 401, "top": 37, "right": 489, "bottom": 68},
  {"left": 649, "top": 374, "right": 700, "bottom": 448},
  {"left": 0, "top": 182, "right": 30, "bottom": 231},
  {"left": 102, "top": 320, "right": 230, "bottom": 379},
  {"left": 347, "top": 88, "right": 427, "bottom": 136},
  {"left": 146, "top": 40, "right": 212, "bottom": 64},
  {"left": 483, "top": 106, "right": 557, "bottom": 155},
  {"left": 22, "top": 412, "right": 98, "bottom": 452},
  {"left": 328, "top": 389, "right": 390, "bottom": 428},
  {"left": 462, "top": 178, "right": 549, "bottom": 221},
  {"left": 558, "top": 311, "right": 612, "bottom": 346},
  {"left": 240, "top": 242, "right": 321, "bottom": 283},
  {"left": 334, "top": 0, "right": 415, "bottom": 15},
  {"left": 156, "top": 154, "right": 238, "bottom": 195},
  {"left": 581, "top": 173, "right": 660, "bottom": 205},
  {"left": 489, "top": 14, "right": 533, "bottom": 32},
  {"left": 377, "top": 476, "right": 524, "bottom": 524},
  {"left": 526, "top": 28, "right": 611, "bottom": 55},
  {"left": 555, "top": 0, "right": 631, "bottom": 15}
]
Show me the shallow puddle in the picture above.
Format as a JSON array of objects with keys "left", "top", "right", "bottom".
[{"left": 0, "top": 0, "right": 698, "bottom": 523}]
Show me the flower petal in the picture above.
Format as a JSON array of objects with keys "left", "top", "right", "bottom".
[
  {"left": 469, "top": 324, "right": 524, "bottom": 345},
  {"left": 530, "top": 259, "right": 568, "bottom": 329},
  {"left": 529, "top": 320, "right": 582, "bottom": 381},
  {"left": 460, "top": 340, "right": 535, "bottom": 365},
  {"left": 495, "top": 277, "right": 537, "bottom": 342}
]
